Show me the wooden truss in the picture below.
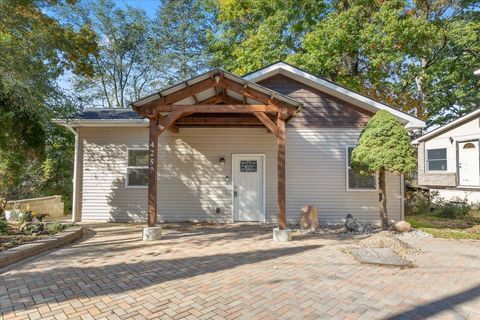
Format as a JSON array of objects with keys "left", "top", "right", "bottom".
[{"left": 132, "top": 71, "right": 300, "bottom": 230}]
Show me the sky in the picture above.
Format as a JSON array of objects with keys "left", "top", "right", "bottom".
[{"left": 115, "top": 0, "right": 160, "bottom": 17}]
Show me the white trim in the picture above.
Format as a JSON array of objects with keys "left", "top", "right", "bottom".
[
  {"left": 231, "top": 154, "right": 266, "bottom": 223},
  {"left": 413, "top": 108, "right": 480, "bottom": 144},
  {"left": 67, "top": 126, "right": 80, "bottom": 223},
  {"left": 244, "top": 62, "right": 425, "bottom": 130},
  {"left": 345, "top": 146, "right": 379, "bottom": 192},
  {"left": 125, "top": 148, "right": 149, "bottom": 188}
]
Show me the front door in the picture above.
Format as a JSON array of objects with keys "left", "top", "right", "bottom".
[
  {"left": 233, "top": 155, "right": 264, "bottom": 222},
  {"left": 458, "top": 141, "right": 480, "bottom": 186}
]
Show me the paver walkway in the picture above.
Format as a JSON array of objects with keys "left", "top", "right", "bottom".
[{"left": 1, "top": 224, "right": 480, "bottom": 320}]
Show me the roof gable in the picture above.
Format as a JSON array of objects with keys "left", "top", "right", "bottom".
[
  {"left": 413, "top": 108, "right": 480, "bottom": 144},
  {"left": 244, "top": 62, "right": 425, "bottom": 130}
]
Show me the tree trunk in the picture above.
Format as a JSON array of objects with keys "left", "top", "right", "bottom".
[{"left": 378, "top": 168, "right": 388, "bottom": 230}]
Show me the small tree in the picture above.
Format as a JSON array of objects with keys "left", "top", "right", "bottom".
[{"left": 351, "top": 110, "right": 416, "bottom": 229}]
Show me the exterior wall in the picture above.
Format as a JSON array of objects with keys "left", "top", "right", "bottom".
[
  {"left": 417, "top": 142, "right": 456, "bottom": 187},
  {"left": 6, "top": 195, "right": 64, "bottom": 218},
  {"left": 77, "top": 127, "right": 402, "bottom": 224},
  {"left": 430, "top": 189, "right": 480, "bottom": 204},
  {"left": 258, "top": 74, "right": 372, "bottom": 128},
  {"left": 418, "top": 116, "right": 480, "bottom": 188}
]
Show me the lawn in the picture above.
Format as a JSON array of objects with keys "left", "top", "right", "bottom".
[{"left": 406, "top": 213, "right": 480, "bottom": 240}]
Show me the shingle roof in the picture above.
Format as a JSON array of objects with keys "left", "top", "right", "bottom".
[{"left": 72, "top": 108, "right": 141, "bottom": 120}]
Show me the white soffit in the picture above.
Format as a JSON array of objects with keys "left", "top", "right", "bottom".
[{"left": 244, "top": 62, "right": 425, "bottom": 130}]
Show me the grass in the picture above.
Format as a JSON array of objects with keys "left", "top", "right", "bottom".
[{"left": 406, "top": 212, "right": 480, "bottom": 240}]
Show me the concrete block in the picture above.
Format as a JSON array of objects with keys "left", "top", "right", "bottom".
[
  {"left": 273, "top": 228, "right": 292, "bottom": 242},
  {"left": 143, "top": 227, "right": 162, "bottom": 241}
]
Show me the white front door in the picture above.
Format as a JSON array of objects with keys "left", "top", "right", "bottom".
[
  {"left": 459, "top": 141, "right": 480, "bottom": 186},
  {"left": 233, "top": 155, "right": 264, "bottom": 222}
]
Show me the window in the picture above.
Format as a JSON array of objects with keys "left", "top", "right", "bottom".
[
  {"left": 127, "top": 149, "right": 148, "bottom": 187},
  {"left": 347, "top": 147, "right": 377, "bottom": 190},
  {"left": 426, "top": 148, "right": 447, "bottom": 171}
]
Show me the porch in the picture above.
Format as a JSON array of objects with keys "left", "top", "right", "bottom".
[{"left": 131, "top": 69, "right": 302, "bottom": 240}]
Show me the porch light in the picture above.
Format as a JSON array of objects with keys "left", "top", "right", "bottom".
[
  {"left": 219, "top": 156, "right": 226, "bottom": 168},
  {"left": 214, "top": 73, "right": 221, "bottom": 84}
]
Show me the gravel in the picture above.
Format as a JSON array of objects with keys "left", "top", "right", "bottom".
[
  {"left": 290, "top": 223, "right": 381, "bottom": 236},
  {"left": 358, "top": 231, "right": 422, "bottom": 257},
  {"left": 397, "top": 228, "right": 433, "bottom": 238}
]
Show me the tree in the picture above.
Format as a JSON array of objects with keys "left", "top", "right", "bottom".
[
  {"left": 65, "top": 0, "right": 160, "bottom": 108},
  {"left": 207, "top": 0, "right": 327, "bottom": 75},
  {"left": 292, "top": 0, "right": 480, "bottom": 124},
  {"left": 350, "top": 110, "right": 416, "bottom": 229},
  {"left": 0, "top": 0, "right": 97, "bottom": 214},
  {"left": 152, "top": 0, "right": 211, "bottom": 84}
]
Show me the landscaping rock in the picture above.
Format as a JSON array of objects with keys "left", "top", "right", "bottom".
[
  {"left": 345, "top": 214, "right": 366, "bottom": 234},
  {"left": 350, "top": 247, "right": 413, "bottom": 268},
  {"left": 300, "top": 205, "right": 319, "bottom": 230},
  {"left": 389, "top": 220, "right": 411, "bottom": 233}
]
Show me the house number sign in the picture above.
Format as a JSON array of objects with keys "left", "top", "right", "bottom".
[
  {"left": 149, "top": 141, "right": 155, "bottom": 173},
  {"left": 240, "top": 160, "right": 257, "bottom": 172}
]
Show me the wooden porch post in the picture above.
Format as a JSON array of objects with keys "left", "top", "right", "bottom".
[
  {"left": 277, "top": 109, "right": 287, "bottom": 230},
  {"left": 148, "top": 118, "right": 158, "bottom": 227}
]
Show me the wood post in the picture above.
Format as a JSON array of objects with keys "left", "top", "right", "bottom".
[
  {"left": 277, "top": 109, "right": 287, "bottom": 230},
  {"left": 148, "top": 118, "right": 159, "bottom": 227}
]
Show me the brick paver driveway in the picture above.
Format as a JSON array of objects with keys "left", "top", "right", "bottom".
[{"left": 1, "top": 224, "right": 480, "bottom": 320}]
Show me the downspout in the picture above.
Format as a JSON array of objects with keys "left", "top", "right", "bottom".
[{"left": 65, "top": 125, "right": 80, "bottom": 223}]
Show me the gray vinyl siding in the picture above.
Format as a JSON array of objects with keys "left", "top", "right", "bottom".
[{"left": 78, "top": 127, "right": 402, "bottom": 224}]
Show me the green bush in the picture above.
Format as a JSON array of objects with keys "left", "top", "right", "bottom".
[
  {"left": 18, "top": 211, "right": 33, "bottom": 223},
  {"left": 0, "top": 219, "right": 9, "bottom": 235},
  {"left": 20, "top": 223, "right": 43, "bottom": 235},
  {"left": 46, "top": 222, "right": 65, "bottom": 234},
  {"left": 434, "top": 201, "right": 471, "bottom": 219},
  {"left": 405, "top": 190, "right": 431, "bottom": 215}
]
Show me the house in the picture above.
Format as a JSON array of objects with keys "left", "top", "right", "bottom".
[
  {"left": 56, "top": 62, "right": 424, "bottom": 232},
  {"left": 413, "top": 108, "right": 480, "bottom": 203}
]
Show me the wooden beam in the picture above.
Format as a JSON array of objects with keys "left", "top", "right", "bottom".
[
  {"left": 157, "top": 111, "right": 184, "bottom": 135},
  {"left": 151, "top": 104, "right": 278, "bottom": 113},
  {"left": 254, "top": 112, "right": 278, "bottom": 136},
  {"left": 277, "top": 108, "right": 287, "bottom": 230},
  {"left": 137, "top": 78, "right": 216, "bottom": 116},
  {"left": 177, "top": 116, "right": 262, "bottom": 125},
  {"left": 148, "top": 118, "right": 158, "bottom": 227}
]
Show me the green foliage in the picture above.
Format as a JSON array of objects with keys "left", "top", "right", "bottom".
[
  {"left": 152, "top": 0, "right": 211, "bottom": 84},
  {"left": 0, "top": 0, "right": 96, "bottom": 212},
  {"left": 63, "top": 0, "right": 163, "bottom": 108},
  {"left": 351, "top": 110, "right": 416, "bottom": 175},
  {"left": 208, "top": 0, "right": 480, "bottom": 124},
  {"left": 208, "top": 0, "right": 326, "bottom": 75},
  {"left": 405, "top": 190, "right": 431, "bottom": 215},
  {"left": 0, "top": 220, "right": 9, "bottom": 235},
  {"left": 20, "top": 222, "right": 44, "bottom": 235},
  {"left": 434, "top": 202, "right": 471, "bottom": 219},
  {"left": 46, "top": 222, "right": 66, "bottom": 234}
]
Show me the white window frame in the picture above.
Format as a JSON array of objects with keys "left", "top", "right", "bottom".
[
  {"left": 425, "top": 148, "right": 447, "bottom": 172},
  {"left": 346, "top": 146, "right": 378, "bottom": 192},
  {"left": 126, "top": 147, "right": 149, "bottom": 188}
]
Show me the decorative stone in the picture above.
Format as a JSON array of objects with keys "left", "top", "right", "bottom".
[
  {"left": 142, "top": 226, "right": 162, "bottom": 241},
  {"left": 350, "top": 248, "right": 413, "bottom": 268},
  {"left": 300, "top": 205, "right": 319, "bottom": 230},
  {"left": 345, "top": 214, "right": 366, "bottom": 234},
  {"left": 273, "top": 228, "right": 292, "bottom": 242},
  {"left": 389, "top": 221, "right": 412, "bottom": 233}
]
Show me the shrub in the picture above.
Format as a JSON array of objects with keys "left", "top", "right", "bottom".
[
  {"left": 20, "top": 223, "right": 44, "bottom": 235},
  {"left": 46, "top": 222, "right": 65, "bottom": 234},
  {"left": 434, "top": 200, "right": 471, "bottom": 219},
  {"left": 18, "top": 211, "right": 33, "bottom": 223},
  {"left": 405, "top": 189, "right": 431, "bottom": 215},
  {"left": 0, "top": 219, "right": 9, "bottom": 235}
]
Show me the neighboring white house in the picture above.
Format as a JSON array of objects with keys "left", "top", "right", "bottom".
[
  {"left": 56, "top": 62, "right": 424, "bottom": 224},
  {"left": 413, "top": 108, "right": 480, "bottom": 203}
]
